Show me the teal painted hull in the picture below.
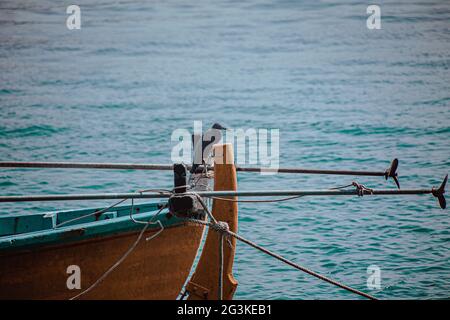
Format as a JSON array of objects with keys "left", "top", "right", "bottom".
[{"left": 0, "top": 201, "right": 181, "bottom": 252}]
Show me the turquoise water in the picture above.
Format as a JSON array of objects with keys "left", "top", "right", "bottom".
[{"left": 0, "top": 0, "right": 449, "bottom": 299}]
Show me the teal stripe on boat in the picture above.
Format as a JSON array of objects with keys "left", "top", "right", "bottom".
[
  {"left": 0, "top": 214, "right": 54, "bottom": 237},
  {"left": 0, "top": 202, "right": 166, "bottom": 236},
  {"left": 0, "top": 201, "right": 183, "bottom": 252}
]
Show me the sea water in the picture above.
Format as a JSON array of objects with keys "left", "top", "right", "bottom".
[{"left": 0, "top": 0, "right": 449, "bottom": 299}]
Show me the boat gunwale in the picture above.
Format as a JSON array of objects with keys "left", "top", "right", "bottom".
[{"left": 0, "top": 201, "right": 186, "bottom": 252}]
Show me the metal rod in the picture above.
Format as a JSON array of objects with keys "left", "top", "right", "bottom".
[
  {"left": 0, "top": 189, "right": 433, "bottom": 203},
  {"left": 235, "top": 167, "right": 385, "bottom": 176},
  {"left": 0, "top": 160, "right": 393, "bottom": 177},
  {"left": 0, "top": 161, "right": 176, "bottom": 171}
]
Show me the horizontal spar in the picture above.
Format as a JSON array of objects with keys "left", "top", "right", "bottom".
[
  {"left": 0, "top": 161, "right": 176, "bottom": 171},
  {"left": 0, "top": 159, "right": 400, "bottom": 187},
  {"left": 0, "top": 175, "right": 445, "bottom": 208},
  {"left": 0, "top": 189, "right": 432, "bottom": 202},
  {"left": 236, "top": 158, "right": 401, "bottom": 188},
  {"left": 0, "top": 161, "right": 395, "bottom": 175},
  {"left": 237, "top": 167, "right": 384, "bottom": 176}
]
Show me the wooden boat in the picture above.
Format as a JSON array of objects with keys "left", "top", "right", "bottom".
[
  {"left": 0, "top": 143, "right": 238, "bottom": 300},
  {"left": 0, "top": 136, "right": 446, "bottom": 300}
]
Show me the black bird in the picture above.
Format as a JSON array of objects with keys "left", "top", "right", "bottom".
[{"left": 190, "top": 123, "right": 227, "bottom": 173}]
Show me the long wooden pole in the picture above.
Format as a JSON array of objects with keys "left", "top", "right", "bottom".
[
  {"left": 0, "top": 160, "right": 395, "bottom": 177},
  {"left": 0, "top": 161, "right": 175, "bottom": 171},
  {"left": 0, "top": 159, "right": 401, "bottom": 188},
  {"left": 0, "top": 173, "right": 445, "bottom": 207},
  {"left": 0, "top": 188, "right": 437, "bottom": 201}
]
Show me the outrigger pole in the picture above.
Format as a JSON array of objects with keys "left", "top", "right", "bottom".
[
  {"left": 0, "top": 161, "right": 174, "bottom": 171},
  {"left": 0, "top": 158, "right": 400, "bottom": 187},
  {"left": 237, "top": 158, "right": 400, "bottom": 188},
  {"left": 0, "top": 174, "right": 446, "bottom": 208}
]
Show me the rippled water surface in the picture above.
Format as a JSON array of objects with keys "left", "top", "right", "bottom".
[{"left": 0, "top": 0, "right": 449, "bottom": 299}]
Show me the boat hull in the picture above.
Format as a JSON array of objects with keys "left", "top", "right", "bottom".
[
  {"left": 0, "top": 142, "right": 239, "bottom": 300},
  {"left": 0, "top": 217, "right": 204, "bottom": 299}
]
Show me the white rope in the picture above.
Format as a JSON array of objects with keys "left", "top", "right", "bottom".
[
  {"left": 218, "top": 232, "right": 224, "bottom": 300},
  {"left": 70, "top": 208, "right": 164, "bottom": 300}
]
